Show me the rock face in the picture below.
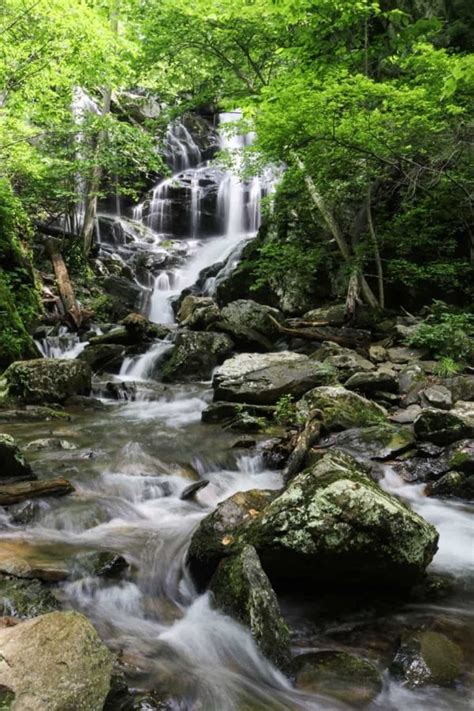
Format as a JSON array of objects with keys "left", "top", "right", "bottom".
[
  {"left": 214, "top": 299, "right": 282, "bottom": 351},
  {"left": 212, "top": 351, "right": 336, "bottom": 405},
  {"left": 209, "top": 545, "right": 290, "bottom": 669},
  {"left": 161, "top": 331, "right": 234, "bottom": 382},
  {"left": 187, "top": 489, "right": 278, "bottom": 589},
  {"left": 390, "top": 631, "right": 463, "bottom": 688},
  {"left": 298, "top": 386, "right": 387, "bottom": 432},
  {"left": 0, "top": 434, "right": 35, "bottom": 482},
  {"left": 242, "top": 451, "right": 438, "bottom": 588},
  {"left": 414, "top": 408, "right": 473, "bottom": 445},
  {"left": 293, "top": 651, "right": 382, "bottom": 707},
  {"left": 0, "top": 611, "right": 114, "bottom": 710},
  {"left": 4, "top": 359, "right": 91, "bottom": 404}
]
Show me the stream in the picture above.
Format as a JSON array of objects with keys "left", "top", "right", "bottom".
[{"left": 3, "top": 113, "right": 473, "bottom": 710}]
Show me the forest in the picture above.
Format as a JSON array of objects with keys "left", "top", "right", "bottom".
[{"left": 0, "top": 1, "right": 473, "bottom": 709}]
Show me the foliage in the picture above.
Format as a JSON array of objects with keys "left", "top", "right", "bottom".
[
  {"left": 434, "top": 357, "right": 464, "bottom": 378},
  {"left": 274, "top": 395, "right": 297, "bottom": 426},
  {"left": 408, "top": 301, "right": 474, "bottom": 363}
]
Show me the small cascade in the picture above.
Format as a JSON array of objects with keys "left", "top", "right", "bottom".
[
  {"left": 35, "top": 326, "right": 87, "bottom": 360},
  {"left": 119, "top": 338, "right": 174, "bottom": 381}
]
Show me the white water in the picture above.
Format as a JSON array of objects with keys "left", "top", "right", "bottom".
[{"left": 35, "top": 325, "right": 88, "bottom": 359}]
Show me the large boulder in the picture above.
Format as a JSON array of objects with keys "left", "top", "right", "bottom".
[
  {"left": 390, "top": 631, "right": 463, "bottom": 688},
  {"left": 3, "top": 359, "right": 91, "bottom": 404},
  {"left": 161, "top": 331, "right": 234, "bottom": 382},
  {"left": 209, "top": 545, "right": 290, "bottom": 669},
  {"left": 214, "top": 299, "right": 283, "bottom": 351},
  {"left": 78, "top": 343, "right": 126, "bottom": 373},
  {"left": 242, "top": 451, "right": 438, "bottom": 588},
  {"left": 297, "top": 386, "right": 387, "bottom": 432},
  {"left": 414, "top": 408, "right": 474, "bottom": 445},
  {"left": 426, "top": 470, "right": 474, "bottom": 500},
  {"left": 312, "top": 342, "right": 374, "bottom": 380},
  {"left": 0, "top": 610, "right": 114, "bottom": 710},
  {"left": 0, "top": 434, "right": 35, "bottom": 482},
  {"left": 177, "top": 295, "right": 220, "bottom": 330},
  {"left": 187, "top": 489, "right": 278, "bottom": 589},
  {"left": 345, "top": 370, "right": 399, "bottom": 395},
  {"left": 102, "top": 275, "right": 144, "bottom": 318},
  {"left": 324, "top": 424, "right": 415, "bottom": 460},
  {"left": 292, "top": 651, "right": 382, "bottom": 707},
  {"left": 212, "top": 351, "right": 337, "bottom": 405}
]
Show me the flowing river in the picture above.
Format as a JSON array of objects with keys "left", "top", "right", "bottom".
[{"left": 4, "top": 113, "right": 473, "bottom": 710}]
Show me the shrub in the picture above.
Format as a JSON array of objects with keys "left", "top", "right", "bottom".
[{"left": 408, "top": 301, "right": 474, "bottom": 364}]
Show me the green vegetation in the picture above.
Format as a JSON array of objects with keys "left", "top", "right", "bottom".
[{"left": 409, "top": 301, "right": 474, "bottom": 365}]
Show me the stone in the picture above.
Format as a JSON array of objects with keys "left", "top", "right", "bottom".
[
  {"left": 297, "top": 386, "right": 387, "bottom": 432},
  {"left": 120, "top": 312, "right": 171, "bottom": 342},
  {"left": 78, "top": 344, "right": 126, "bottom": 373},
  {"left": 187, "top": 489, "right": 278, "bottom": 589},
  {"left": 161, "top": 331, "right": 234, "bottom": 382},
  {"left": 201, "top": 402, "right": 274, "bottom": 424},
  {"left": 0, "top": 610, "right": 114, "bottom": 710},
  {"left": 390, "top": 631, "right": 463, "bottom": 688},
  {"left": 312, "top": 342, "right": 374, "bottom": 380},
  {"left": 447, "top": 439, "right": 474, "bottom": 472},
  {"left": 426, "top": 470, "right": 474, "bottom": 500},
  {"left": 293, "top": 651, "right": 382, "bottom": 707},
  {"left": 0, "top": 576, "right": 59, "bottom": 619},
  {"left": 369, "top": 344, "right": 387, "bottom": 363},
  {"left": 422, "top": 385, "right": 453, "bottom": 410},
  {"left": 389, "top": 405, "right": 422, "bottom": 424},
  {"left": 0, "top": 406, "right": 69, "bottom": 422},
  {"left": 24, "top": 437, "right": 76, "bottom": 451},
  {"left": 398, "top": 364, "right": 426, "bottom": 394},
  {"left": 0, "top": 541, "right": 69, "bottom": 582},
  {"left": 180, "top": 480, "right": 209, "bottom": 501},
  {"left": 103, "top": 274, "right": 143, "bottom": 317},
  {"left": 242, "top": 450, "right": 438, "bottom": 588},
  {"left": 213, "top": 351, "right": 336, "bottom": 405},
  {"left": 214, "top": 299, "right": 283, "bottom": 351},
  {"left": 103, "top": 381, "right": 137, "bottom": 401},
  {"left": 345, "top": 370, "right": 399, "bottom": 395},
  {"left": 387, "top": 346, "right": 428, "bottom": 363},
  {"left": 303, "top": 304, "right": 346, "bottom": 325},
  {"left": 209, "top": 545, "right": 290, "bottom": 669},
  {"left": 451, "top": 400, "right": 474, "bottom": 426},
  {"left": 414, "top": 408, "right": 473, "bottom": 445},
  {"left": 3, "top": 359, "right": 91, "bottom": 404},
  {"left": 325, "top": 424, "right": 415, "bottom": 460},
  {"left": 0, "top": 477, "right": 74, "bottom": 505},
  {"left": 0, "top": 434, "right": 35, "bottom": 482},
  {"left": 177, "top": 295, "right": 220, "bottom": 330},
  {"left": 443, "top": 375, "right": 474, "bottom": 403}
]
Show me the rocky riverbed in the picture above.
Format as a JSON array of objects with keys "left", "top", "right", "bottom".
[{"left": 0, "top": 297, "right": 472, "bottom": 710}]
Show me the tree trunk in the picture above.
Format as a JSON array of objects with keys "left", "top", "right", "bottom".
[
  {"left": 0, "top": 477, "right": 74, "bottom": 505},
  {"left": 366, "top": 185, "right": 384, "bottom": 308},
  {"left": 294, "top": 156, "right": 379, "bottom": 309},
  {"left": 46, "top": 238, "right": 82, "bottom": 328}
]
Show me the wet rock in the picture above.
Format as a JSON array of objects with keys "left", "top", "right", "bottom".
[
  {"left": 345, "top": 370, "right": 399, "bottom": 395},
  {"left": 76, "top": 551, "right": 129, "bottom": 578},
  {"left": 0, "top": 477, "right": 74, "bottom": 505},
  {"left": 369, "top": 344, "right": 387, "bottom": 363},
  {"left": 390, "top": 405, "right": 422, "bottom": 424},
  {"left": 209, "top": 545, "right": 291, "bottom": 670},
  {"left": 120, "top": 313, "right": 172, "bottom": 342},
  {"left": 231, "top": 437, "right": 257, "bottom": 449},
  {"left": 0, "top": 541, "right": 70, "bottom": 582},
  {"left": 0, "top": 576, "right": 59, "bottom": 619},
  {"left": 187, "top": 489, "right": 278, "bottom": 589},
  {"left": 201, "top": 401, "right": 274, "bottom": 424},
  {"left": 8, "top": 500, "right": 42, "bottom": 525},
  {"left": 78, "top": 344, "right": 126, "bottom": 373},
  {"left": 390, "top": 630, "right": 463, "bottom": 687},
  {"left": 64, "top": 395, "right": 107, "bottom": 410},
  {"left": 292, "top": 651, "right": 382, "bottom": 707},
  {"left": 325, "top": 424, "right": 415, "bottom": 460},
  {"left": 414, "top": 408, "right": 473, "bottom": 445},
  {"left": 0, "top": 406, "right": 70, "bottom": 422},
  {"left": 0, "top": 610, "right": 114, "bottom": 710},
  {"left": 0, "top": 434, "right": 35, "bottom": 482},
  {"left": 312, "top": 342, "right": 374, "bottom": 380},
  {"left": 104, "top": 381, "right": 137, "bottom": 401},
  {"left": 214, "top": 299, "right": 283, "bottom": 351},
  {"left": 161, "top": 331, "right": 234, "bottom": 382},
  {"left": 297, "top": 386, "right": 387, "bottom": 432},
  {"left": 3, "top": 359, "right": 91, "bottom": 404},
  {"left": 387, "top": 346, "right": 428, "bottom": 363},
  {"left": 177, "top": 295, "right": 220, "bottom": 330},
  {"left": 103, "top": 274, "right": 143, "bottom": 318},
  {"left": 426, "top": 470, "right": 474, "bottom": 500},
  {"left": 24, "top": 437, "right": 77, "bottom": 452},
  {"left": 422, "top": 385, "right": 452, "bottom": 410},
  {"left": 303, "top": 303, "right": 347, "bottom": 326},
  {"left": 446, "top": 439, "right": 474, "bottom": 472},
  {"left": 180, "top": 480, "right": 209, "bottom": 501},
  {"left": 242, "top": 450, "right": 438, "bottom": 589},
  {"left": 213, "top": 351, "right": 336, "bottom": 405}
]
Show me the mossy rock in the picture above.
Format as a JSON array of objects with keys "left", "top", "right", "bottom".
[
  {"left": 209, "top": 545, "right": 291, "bottom": 670},
  {"left": 0, "top": 434, "right": 35, "bottom": 482},
  {"left": 298, "top": 386, "right": 387, "bottom": 432},
  {"left": 161, "top": 331, "right": 234, "bottom": 382},
  {"left": 327, "top": 424, "right": 415, "bottom": 460},
  {"left": 293, "top": 650, "right": 382, "bottom": 707},
  {"left": 3, "top": 359, "right": 91, "bottom": 404},
  {"left": 390, "top": 630, "right": 463, "bottom": 687},
  {"left": 426, "top": 470, "right": 474, "bottom": 500},
  {"left": 241, "top": 450, "right": 438, "bottom": 589},
  {"left": 0, "top": 575, "right": 59, "bottom": 619}
]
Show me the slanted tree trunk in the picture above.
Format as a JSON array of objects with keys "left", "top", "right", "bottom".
[
  {"left": 366, "top": 184, "right": 384, "bottom": 308},
  {"left": 295, "top": 156, "right": 379, "bottom": 309},
  {"left": 46, "top": 238, "right": 82, "bottom": 328}
]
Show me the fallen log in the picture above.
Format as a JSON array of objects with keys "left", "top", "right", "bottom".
[
  {"left": 285, "top": 411, "right": 323, "bottom": 480},
  {"left": 45, "top": 238, "right": 83, "bottom": 328},
  {"left": 268, "top": 315, "right": 370, "bottom": 348},
  {"left": 0, "top": 477, "right": 75, "bottom": 505}
]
